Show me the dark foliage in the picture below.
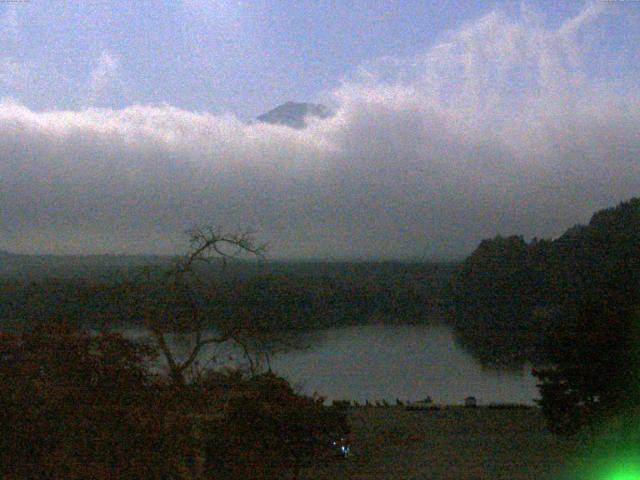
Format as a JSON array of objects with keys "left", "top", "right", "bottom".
[
  {"left": 450, "top": 235, "right": 552, "bottom": 366},
  {"left": 451, "top": 197, "right": 640, "bottom": 434},
  {"left": 0, "top": 261, "right": 456, "bottom": 332},
  {"left": 0, "top": 324, "right": 191, "bottom": 479},
  {"left": 203, "top": 372, "right": 349, "bottom": 479},
  {"left": 0, "top": 325, "right": 349, "bottom": 478},
  {"left": 450, "top": 197, "right": 640, "bottom": 368},
  {"left": 533, "top": 302, "right": 640, "bottom": 435}
]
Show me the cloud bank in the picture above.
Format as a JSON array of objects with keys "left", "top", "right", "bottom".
[{"left": 1, "top": 3, "right": 639, "bottom": 258}]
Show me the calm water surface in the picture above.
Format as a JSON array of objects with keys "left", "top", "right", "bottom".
[
  {"left": 129, "top": 323, "right": 539, "bottom": 405},
  {"left": 270, "top": 324, "right": 538, "bottom": 405}
]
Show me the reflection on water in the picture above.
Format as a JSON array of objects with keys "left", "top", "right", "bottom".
[{"left": 123, "top": 323, "right": 539, "bottom": 405}]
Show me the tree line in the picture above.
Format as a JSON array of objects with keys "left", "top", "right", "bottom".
[
  {"left": 450, "top": 197, "right": 640, "bottom": 434},
  {"left": 0, "top": 260, "right": 455, "bottom": 333}
]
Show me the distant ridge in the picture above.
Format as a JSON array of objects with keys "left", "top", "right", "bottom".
[
  {"left": 0, "top": 251, "right": 174, "bottom": 278},
  {"left": 256, "top": 101, "right": 332, "bottom": 129}
]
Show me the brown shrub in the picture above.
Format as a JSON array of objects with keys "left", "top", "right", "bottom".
[
  {"left": 0, "top": 325, "right": 350, "bottom": 480},
  {"left": 202, "top": 372, "right": 350, "bottom": 479},
  {"left": 0, "top": 324, "right": 192, "bottom": 479}
]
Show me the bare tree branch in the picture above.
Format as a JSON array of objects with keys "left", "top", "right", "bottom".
[{"left": 137, "top": 225, "right": 267, "bottom": 386}]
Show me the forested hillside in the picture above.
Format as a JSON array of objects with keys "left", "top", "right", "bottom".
[
  {"left": 450, "top": 198, "right": 640, "bottom": 367},
  {"left": 0, "top": 260, "right": 456, "bottom": 331}
]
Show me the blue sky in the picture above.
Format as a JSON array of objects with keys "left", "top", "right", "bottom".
[
  {"left": 2, "top": 1, "right": 637, "bottom": 118},
  {"left": 0, "top": 1, "right": 639, "bottom": 257}
]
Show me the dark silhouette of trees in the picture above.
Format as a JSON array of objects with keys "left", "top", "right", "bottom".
[
  {"left": 450, "top": 197, "right": 640, "bottom": 369},
  {"left": 0, "top": 227, "right": 350, "bottom": 478},
  {"left": 450, "top": 197, "right": 640, "bottom": 434},
  {"left": 533, "top": 198, "right": 640, "bottom": 434},
  {"left": 202, "top": 372, "right": 349, "bottom": 479},
  {"left": 450, "top": 235, "right": 551, "bottom": 366},
  {"left": 0, "top": 325, "right": 349, "bottom": 479},
  {"left": 0, "top": 324, "right": 192, "bottom": 479},
  {"left": 533, "top": 301, "right": 640, "bottom": 435}
]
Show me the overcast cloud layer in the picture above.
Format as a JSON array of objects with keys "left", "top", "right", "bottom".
[{"left": 1, "top": 3, "right": 639, "bottom": 258}]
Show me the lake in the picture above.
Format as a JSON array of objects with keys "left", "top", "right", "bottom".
[{"left": 128, "top": 322, "right": 539, "bottom": 405}]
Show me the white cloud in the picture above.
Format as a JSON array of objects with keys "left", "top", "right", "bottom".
[
  {"left": 1, "top": 3, "right": 639, "bottom": 258},
  {"left": 87, "top": 50, "right": 122, "bottom": 106}
]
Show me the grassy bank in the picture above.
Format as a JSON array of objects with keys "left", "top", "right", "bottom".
[{"left": 302, "top": 406, "right": 578, "bottom": 480}]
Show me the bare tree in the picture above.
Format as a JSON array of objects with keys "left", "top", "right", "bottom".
[{"left": 131, "top": 226, "right": 267, "bottom": 386}]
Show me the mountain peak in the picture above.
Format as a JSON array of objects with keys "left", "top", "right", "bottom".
[{"left": 256, "top": 102, "right": 332, "bottom": 129}]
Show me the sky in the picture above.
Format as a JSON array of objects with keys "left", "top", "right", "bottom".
[{"left": 0, "top": 1, "right": 639, "bottom": 258}]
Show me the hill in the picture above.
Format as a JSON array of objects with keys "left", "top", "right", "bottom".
[
  {"left": 0, "top": 251, "right": 172, "bottom": 279},
  {"left": 450, "top": 197, "right": 640, "bottom": 367}
]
